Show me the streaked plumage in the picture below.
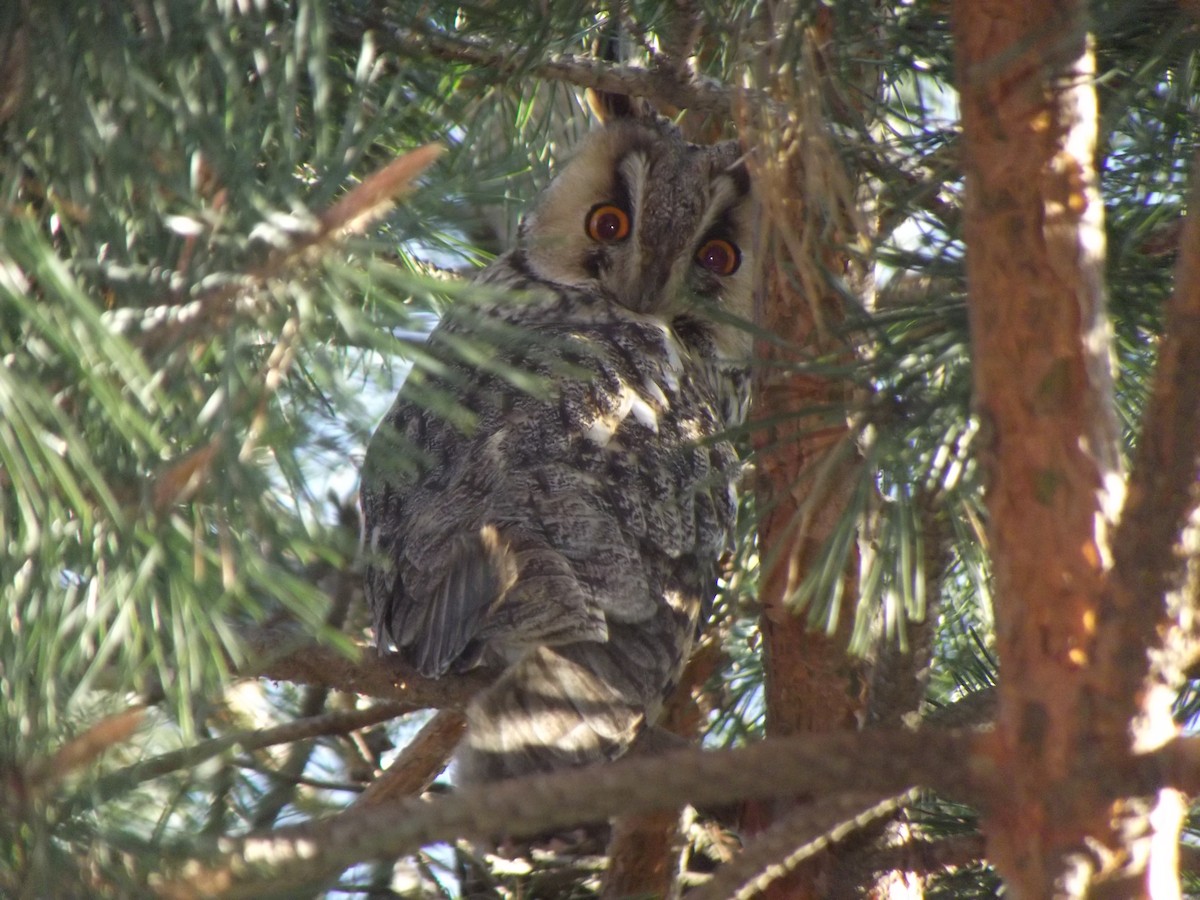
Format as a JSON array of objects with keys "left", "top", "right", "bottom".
[{"left": 361, "top": 98, "right": 755, "bottom": 784}]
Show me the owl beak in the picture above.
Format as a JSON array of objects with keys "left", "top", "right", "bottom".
[{"left": 620, "top": 256, "right": 674, "bottom": 315}]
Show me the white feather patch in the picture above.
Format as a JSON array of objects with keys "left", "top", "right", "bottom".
[{"left": 628, "top": 393, "right": 659, "bottom": 432}]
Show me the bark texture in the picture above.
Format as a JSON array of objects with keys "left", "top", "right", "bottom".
[
  {"left": 741, "top": 11, "right": 878, "bottom": 897},
  {"left": 745, "top": 10, "right": 880, "bottom": 896},
  {"left": 954, "top": 2, "right": 1190, "bottom": 895}
]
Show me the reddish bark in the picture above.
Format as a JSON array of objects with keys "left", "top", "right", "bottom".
[
  {"left": 350, "top": 709, "right": 465, "bottom": 808},
  {"left": 741, "top": 10, "right": 878, "bottom": 894},
  {"left": 954, "top": 1, "right": 1194, "bottom": 895},
  {"left": 748, "top": 150, "right": 868, "bottom": 900}
]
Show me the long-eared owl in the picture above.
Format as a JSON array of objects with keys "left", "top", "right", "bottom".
[{"left": 361, "top": 94, "right": 755, "bottom": 785}]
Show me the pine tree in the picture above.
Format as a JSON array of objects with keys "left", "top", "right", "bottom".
[{"left": 2, "top": 1, "right": 1198, "bottom": 897}]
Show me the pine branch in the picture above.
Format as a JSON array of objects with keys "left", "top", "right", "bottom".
[
  {"left": 923, "top": 687, "right": 998, "bottom": 729},
  {"left": 602, "top": 808, "right": 683, "bottom": 899},
  {"left": 153, "top": 729, "right": 978, "bottom": 900},
  {"left": 864, "top": 493, "right": 951, "bottom": 729},
  {"left": 89, "top": 702, "right": 407, "bottom": 807},
  {"left": 357, "top": 18, "right": 751, "bottom": 119},
  {"left": 686, "top": 789, "right": 921, "bottom": 900},
  {"left": 602, "top": 638, "right": 724, "bottom": 898},
  {"left": 239, "top": 621, "right": 496, "bottom": 709},
  {"left": 117, "top": 144, "right": 443, "bottom": 353},
  {"left": 867, "top": 135, "right": 962, "bottom": 240},
  {"left": 654, "top": 0, "right": 704, "bottom": 84},
  {"left": 742, "top": 27, "right": 877, "bottom": 897},
  {"left": 349, "top": 709, "right": 465, "bottom": 809},
  {"left": 251, "top": 564, "right": 360, "bottom": 829},
  {"left": 1101, "top": 147, "right": 1200, "bottom": 706}
]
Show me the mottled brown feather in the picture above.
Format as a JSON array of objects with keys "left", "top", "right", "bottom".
[{"left": 361, "top": 106, "right": 754, "bottom": 784}]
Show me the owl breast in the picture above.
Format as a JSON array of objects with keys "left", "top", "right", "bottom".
[
  {"left": 363, "top": 285, "right": 744, "bottom": 780},
  {"left": 368, "top": 282, "right": 742, "bottom": 655}
]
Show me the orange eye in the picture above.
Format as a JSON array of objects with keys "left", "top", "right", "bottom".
[
  {"left": 585, "top": 204, "right": 631, "bottom": 243},
  {"left": 696, "top": 238, "right": 740, "bottom": 276}
]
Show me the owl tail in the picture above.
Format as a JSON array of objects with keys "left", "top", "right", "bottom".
[{"left": 455, "top": 618, "right": 685, "bottom": 785}]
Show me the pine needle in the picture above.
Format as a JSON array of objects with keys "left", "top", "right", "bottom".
[
  {"left": 319, "top": 143, "right": 445, "bottom": 239},
  {"left": 31, "top": 707, "right": 146, "bottom": 792}
]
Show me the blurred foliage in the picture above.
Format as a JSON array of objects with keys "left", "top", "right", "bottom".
[{"left": 0, "top": 0, "right": 1197, "bottom": 896}]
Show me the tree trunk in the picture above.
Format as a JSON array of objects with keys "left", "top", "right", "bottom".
[
  {"left": 954, "top": 2, "right": 1186, "bottom": 895},
  {"left": 747, "top": 18, "right": 871, "bottom": 896}
]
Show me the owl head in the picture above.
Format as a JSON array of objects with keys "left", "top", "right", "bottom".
[{"left": 515, "top": 93, "right": 755, "bottom": 346}]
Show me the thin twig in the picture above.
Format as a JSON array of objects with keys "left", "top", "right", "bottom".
[
  {"left": 686, "top": 789, "right": 921, "bottom": 900},
  {"left": 361, "top": 19, "right": 759, "bottom": 120},
  {"left": 233, "top": 757, "right": 366, "bottom": 794},
  {"left": 89, "top": 702, "right": 408, "bottom": 806}
]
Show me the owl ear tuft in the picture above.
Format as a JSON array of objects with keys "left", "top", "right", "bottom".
[{"left": 586, "top": 89, "right": 655, "bottom": 125}]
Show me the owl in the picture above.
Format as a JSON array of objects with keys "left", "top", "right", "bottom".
[{"left": 360, "top": 94, "right": 755, "bottom": 786}]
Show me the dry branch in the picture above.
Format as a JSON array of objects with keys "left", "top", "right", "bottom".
[
  {"left": 359, "top": 18, "right": 753, "bottom": 120},
  {"left": 121, "top": 144, "right": 442, "bottom": 352},
  {"left": 29, "top": 708, "right": 146, "bottom": 793},
  {"left": 239, "top": 621, "right": 496, "bottom": 709},
  {"left": 155, "top": 729, "right": 979, "bottom": 900},
  {"left": 686, "top": 789, "right": 921, "bottom": 900},
  {"left": 349, "top": 709, "right": 466, "bottom": 809},
  {"left": 90, "top": 702, "right": 407, "bottom": 807}
]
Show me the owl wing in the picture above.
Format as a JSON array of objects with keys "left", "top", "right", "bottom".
[
  {"left": 361, "top": 394, "right": 514, "bottom": 677},
  {"left": 362, "top": 300, "right": 736, "bottom": 679},
  {"left": 361, "top": 356, "right": 611, "bottom": 677},
  {"left": 383, "top": 528, "right": 511, "bottom": 676}
]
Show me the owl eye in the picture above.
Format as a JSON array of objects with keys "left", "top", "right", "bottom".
[
  {"left": 585, "top": 204, "right": 631, "bottom": 243},
  {"left": 695, "top": 238, "right": 740, "bottom": 276}
]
